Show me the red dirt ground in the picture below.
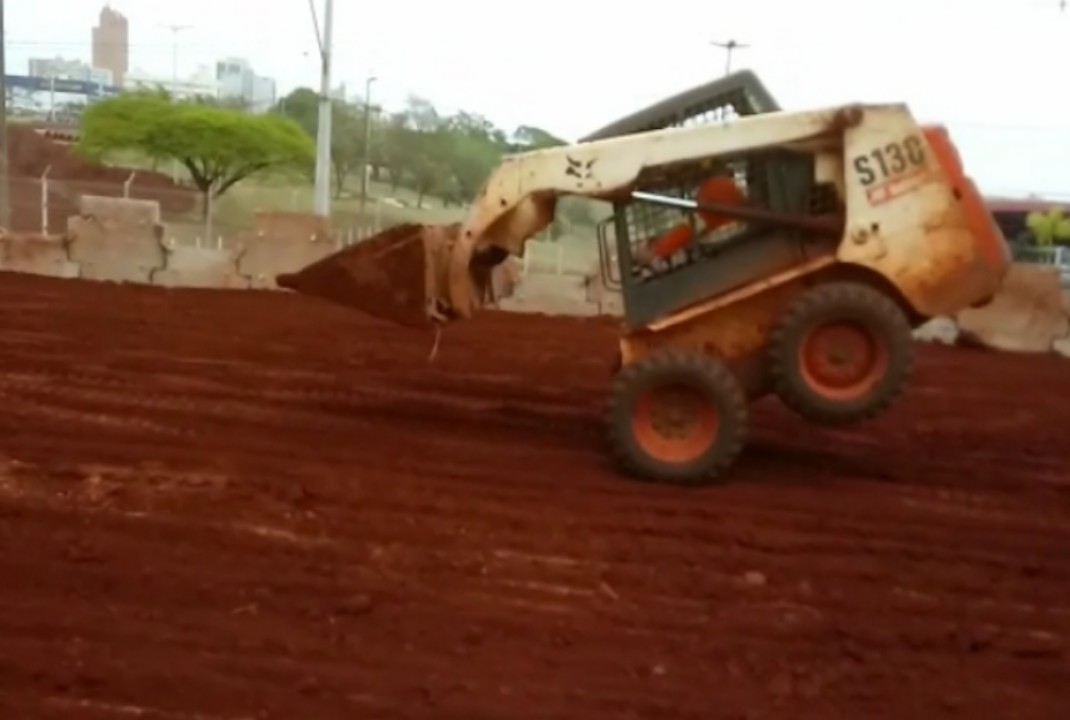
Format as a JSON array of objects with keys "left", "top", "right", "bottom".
[{"left": 1, "top": 270, "right": 1069, "bottom": 720}]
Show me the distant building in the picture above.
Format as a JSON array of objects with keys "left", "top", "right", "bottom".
[
  {"left": 125, "top": 64, "right": 219, "bottom": 101},
  {"left": 30, "top": 57, "right": 84, "bottom": 79},
  {"left": 91, "top": 5, "right": 129, "bottom": 86},
  {"left": 28, "top": 57, "right": 114, "bottom": 87},
  {"left": 251, "top": 75, "right": 277, "bottom": 111},
  {"left": 215, "top": 57, "right": 249, "bottom": 100},
  {"left": 216, "top": 57, "right": 277, "bottom": 113}
]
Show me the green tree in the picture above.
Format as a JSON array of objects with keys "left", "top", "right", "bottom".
[
  {"left": 195, "top": 94, "right": 253, "bottom": 112},
  {"left": 406, "top": 127, "right": 452, "bottom": 208},
  {"left": 510, "top": 125, "right": 566, "bottom": 151},
  {"left": 378, "top": 96, "right": 455, "bottom": 208},
  {"left": 1026, "top": 207, "right": 1070, "bottom": 246},
  {"left": 275, "top": 88, "right": 377, "bottom": 198},
  {"left": 380, "top": 111, "right": 411, "bottom": 192},
  {"left": 275, "top": 87, "right": 320, "bottom": 135},
  {"left": 441, "top": 110, "right": 507, "bottom": 205},
  {"left": 269, "top": 90, "right": 582, "bottom": 220},
  {"left": 78, "top": 91, "right": 314, "bottom": 214},
  {"left": 329, "top": 103, "right": 365, "bottom": 199}
]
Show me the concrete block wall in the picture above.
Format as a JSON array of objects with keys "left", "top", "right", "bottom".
[
  {"left": 0, "top": 196, "right": 339, "bottom": 291},
  {"left": 237, "top": 212, "right": 337, "bottom": 289},
  {"left": 0, "top": 195, "right": 1066, "bottom": 360},
  {"left": 68, "top": 196, "right": 166, "bottom": 283},
  {"left": 0, "top": 233, "right": 79, "bottom": 278},
  {"left": 498, "top": 273, "right": 600, "bottom": 316}
]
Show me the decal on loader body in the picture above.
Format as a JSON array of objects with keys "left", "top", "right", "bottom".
[{"left": 853, "top": 135, "right": 930, "bottom": 206}]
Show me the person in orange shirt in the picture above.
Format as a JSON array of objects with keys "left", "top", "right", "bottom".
[{"left": 633, "top": 172, "right": 746, "bottom": 267}]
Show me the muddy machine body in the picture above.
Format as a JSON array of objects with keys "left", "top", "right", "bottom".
[{"left": 279, "top": 72, "right": 1010, "bottom": 485}]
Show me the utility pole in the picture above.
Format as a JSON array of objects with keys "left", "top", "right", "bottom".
[
  {"left": 711, "top": 39, "right": 749, "bottom": 76},
  {"left": 359, "top": 74, "right": 377, "bottom": 216},
  {"left": 161, "top": 24, "right": 191, "bottom": 90},
  {"left": 0, "top": 0, "right": 9, "bottom": 231},
  {"left": 310, "top": 0, "right": 335, "bottom": 217}
]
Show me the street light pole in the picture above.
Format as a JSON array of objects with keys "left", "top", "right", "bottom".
[
  {"left": 0, "top": 0, "right": 9, "bottom": 231},
  {"left": 711, "top": 39, "right": 749, "bottom": 76},
  {"left": 359, "top": 75, "right": 377, "bottom": 216},
  {"left": 312, "top": 0, "right": 335, "bottom": 217},
  {"left": 161, "top": 24, "right": 191, "bottom": 90},
  {"left": 162, "top": 24, "right": 190, "bottom": 183}
]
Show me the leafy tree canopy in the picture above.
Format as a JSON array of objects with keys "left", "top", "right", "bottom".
[
  {"left": 272, "top": 88, "right": 596, "bottom": 235},
  {"left": 1025, "top": 207, "right": 1070, "bottom": 246},
  {"left": 78, "top": 90, "right": 315, "bottom": 202},
  {"left": 510, "top": 125, "right": 567, "bottom": 151},
  {"left": 274, "top": 88, "right": 374, "bottom": 198}
]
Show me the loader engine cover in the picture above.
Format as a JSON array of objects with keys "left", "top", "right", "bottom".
[{"left": 276, "top": 222, "right": 500, "bottom": 327}]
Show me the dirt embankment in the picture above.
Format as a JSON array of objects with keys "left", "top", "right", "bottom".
[
  {"left": 0, "top": 270, "right": 1068, "bottom": 719},
  {"left": 6, "top": 124, "right": 197, "bottom": 233}
]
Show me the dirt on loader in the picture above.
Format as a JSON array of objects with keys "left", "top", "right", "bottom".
[{"left": 1, "top": 271, "right": 1069, "bottom": 720}]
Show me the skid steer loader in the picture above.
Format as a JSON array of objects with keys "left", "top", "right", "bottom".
[{"left": 279, "top": 71, "right": 1010, "bottom": 485}]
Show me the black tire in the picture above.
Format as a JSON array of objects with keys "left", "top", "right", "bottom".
[
  {"left": 767, "top": 281, "right": 913, "bottom": 426},
  {"left": 605, "top": 350, "right": 748, "bottom": 485}
]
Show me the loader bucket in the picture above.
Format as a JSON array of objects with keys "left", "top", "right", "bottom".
[{"left": 276, "top": 222, "right": 486, "bottom": 327}]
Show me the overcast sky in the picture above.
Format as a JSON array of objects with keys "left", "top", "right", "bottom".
[{"left": 8, "top": 0, "right": 1070, "bottom": 197}]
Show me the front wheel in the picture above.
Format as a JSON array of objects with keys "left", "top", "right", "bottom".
[
  {"left": 767, "top": 282, "right": 913, "bottom": 426},
  {"left": 605, "top": 350, "right": 748, "bottom": 485}
]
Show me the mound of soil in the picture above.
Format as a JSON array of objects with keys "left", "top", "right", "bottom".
[
  {"left": 5, "top": 124, "right": 197, "bottom": 233},
  {"left": 0, "top": 271, "right": 1068, "bottom": 719}
]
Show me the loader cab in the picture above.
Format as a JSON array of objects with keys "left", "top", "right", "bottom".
[{"left": 588, "top": 71, "right": 843, "bottom": 329}]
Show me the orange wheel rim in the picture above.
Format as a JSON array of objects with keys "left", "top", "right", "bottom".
[
  {"left": 798, "top": 321, "right": 889, "bottom": 400},
  {"left": 631, "top": 385, "right": 719, "bottom": 464}
]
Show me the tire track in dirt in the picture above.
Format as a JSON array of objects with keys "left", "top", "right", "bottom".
[{"left": 1, "top": 272, "right": 1070, "bottom": 719}]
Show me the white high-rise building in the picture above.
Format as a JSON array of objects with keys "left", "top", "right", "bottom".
[
  {"left": 216, "top": 57, "right": 277, "bottom": 113},
  {"left": 124, "top": 64, "right": 220, "bottom": 101},
  {"left": 28, "top": 56, "right": 114, "bottom": 87}
]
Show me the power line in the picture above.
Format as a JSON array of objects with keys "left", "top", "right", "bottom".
[
  {"left": 944, "top": 121, "right": 1070, "bottom": 133},
  {"left": 7, "top": 39, "right": 213, "bottom": 48},
  {"left": 0, "top": 0, "right": 10, "bottom": 230},
  {"left": 160, "top": 25, "right": 191, "bottom": 81}
]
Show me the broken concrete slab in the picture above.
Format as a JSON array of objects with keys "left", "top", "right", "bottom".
[
  {"left": 957, "top": 264, "right": 1070, "bottom": 353},
  {"left": 67, "top": 196, "right": 167, "bottom": 283},
  {"left": 236, "top": 212, "right": 337, "bottom": 289},
  {"left": 0, "top": 233, "right": 79, "bottom": 278},
  {"left": 153, "top": 245, "right": 249, "bottom": 289},
  {"left": 913, "top": 317, "right": 959, "bottom": 344}
]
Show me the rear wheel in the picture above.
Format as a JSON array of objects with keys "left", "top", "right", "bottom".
[
  {"left": 768, "top": 282, "right": 913, "bottom": 425},
  {"left": 606, "top": 350, "right": 748, "bottom": 485}
]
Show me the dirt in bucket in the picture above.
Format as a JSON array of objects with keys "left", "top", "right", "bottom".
[{"left": 276, "top": 223, "right": 443, "bottom": 328}]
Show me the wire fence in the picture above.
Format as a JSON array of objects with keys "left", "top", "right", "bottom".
[
  {"left": 5, "top": 172, "right": 604, "bottom": 277},
  {"left": 1011, "top": 245, "right": 1070, "bottom": 288},
  {"left": 10, "top": 171, "right": 1060, "bottom": 286},
  {"left": 520, "top": 239, "right": 599, "bottom": 277},
  {"left": 4, "top": 173, "right": 386, "bottom": 250}
]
